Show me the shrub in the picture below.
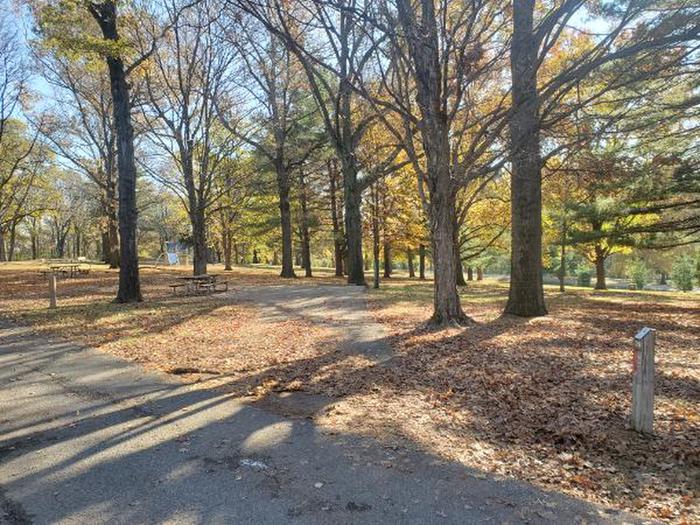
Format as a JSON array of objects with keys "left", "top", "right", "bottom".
[
  {"left": 671, "top": 256, "right": 695, "bottom": 292},
  {"left": 577, "top": 271, "right": 592, "bottom": 287},
  {"left": 627, "top": 259, "right": 650, "bottom": 290}
]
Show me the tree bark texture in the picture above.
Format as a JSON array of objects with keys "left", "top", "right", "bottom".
[
  {"left": 7, "top": 220, "right": 17, "bottom": 261},
  {"left": 277, "top": 159, "right": 296, "bottom": 278},
  {"left": 372, "top": 186, "right": 380, "bottom": 289},
  {"left": 344, "top": 173, "right": 365, "bottom": 285},
  {"left": 594, "top": 246, "right": 607, "bottom": 290},
  {"left": 329, "top": 159, "right": 344, "bottom": 277},
  {"left": 419, "top": 243, "right": 426, "bottom": 280},
  {"left": 383, "top": 241, "right": 392, "bottom": 278},
  {"left": 90, "top": 1, "right": 142, "bottom": 302},
  {"left": 299, "top": 170, "right": 312, "bottom": 277},
  {"left": 559, "top": 240, "right": 566, "bottom": 292},
  {"left": 103, "top": 185, "right": 119, "bottom": 268},
  {"left": 396, "top": 0, "right": 467, "bottom": 325},
  {"left": 222, "top": 229, "right": 233, "bottom": 271},
  {"left": 505, "top": 0, "right": 547, "bottom": 317}
]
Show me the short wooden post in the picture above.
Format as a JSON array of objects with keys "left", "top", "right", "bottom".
[
  {"left": 48, "top": 272, "right": 57, "bottom": 309},
  {"left": 632, "top": 327, "right": 655, "bottom": 434}
]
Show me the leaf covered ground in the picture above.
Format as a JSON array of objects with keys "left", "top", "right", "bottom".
[
  {"left": 359, "top": 281, "right": 699, "bottom": 524},
  {"left": 0, "top": 263, "right": 697, "bottom": 523},
  {"left": 0, "top": 263, "right": 340, "bottom": 381}
]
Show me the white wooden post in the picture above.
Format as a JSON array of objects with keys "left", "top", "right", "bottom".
[
  {"left": 49, "top": 272, "right": 57, "bottom": 309},
  {"left": 632, "top": 327, "right": 655, "bottom": 434}
]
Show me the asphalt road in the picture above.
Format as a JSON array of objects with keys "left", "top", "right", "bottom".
[{"left": 0, "top": 286, "right": 649, "bottom": 524}]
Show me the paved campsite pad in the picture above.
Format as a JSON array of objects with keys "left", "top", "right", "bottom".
[
  {"left": 0, "top": 311, "right": 651, "bottom": 524},
  {"left": 230, "top": 284, "right": 393, "bottom": 364}
]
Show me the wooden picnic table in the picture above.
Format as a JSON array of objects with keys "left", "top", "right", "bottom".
[
  {"left": 177, "top": 274, "right": 218, "bottom": 281},
  {"left": 42, "top": 262, "right": 91, "bottom": 279},
  {"left": 171, "top": 274, "right": 226, "bottom": 295},
  {"left": 49, "top": 264, "right": 82, "bottom": 278}
]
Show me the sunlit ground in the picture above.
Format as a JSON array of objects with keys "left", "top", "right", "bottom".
[{"left": 0, "top": 261, "right": 697, "bottom": 523}]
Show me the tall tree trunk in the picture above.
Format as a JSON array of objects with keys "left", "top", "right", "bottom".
[
  {"left": 7, "top": 220, "right": 17, "bottom": 261},
  {"left": 454, "top": 217, "right": 466, "bottom": 286},
  {"left": 476, "top": 267, "right": 483, "bottom": 280},
  {"left": 594, "top": 245, "right": 607, "bottom": 290},
  {"left": 373, "top": 248, "right": 380, "bottom": 288},
  {"left": 344, "top": 171, "right": 365, "bottom": 285},
  {"left": 73, "top": 226, "right": 80, "bottom": 259},
  {"left": 57, "top": 229, "right": 67, "bottom": 258},
  {"left": 277, "top": 161, "right": 296, "bottom": 278},
  {"left": 181, "top": 143, "right": 208, "bottom": 276},
  {"left": 382, "top": 187, "right": 391, "bottom": 279},
  {"left": 558, "top": 216, "right": 567, "bottom": 292},
  {"left": 106, "top": 215, "right": 119, "bottom": 268},
  {"left": 505, "top": 0, "right": 547, "bottom": 317},
  {"left": 104, "top": 186, "right": 119, "bottom": 268},
  {"left": 191, "top": 209, "right": 207, "bottom": 276},
  {"left": 329, "top": 160, "right": 344, "bottom": 277},
  {"left": 101, "top": 231, "right": 109, "bottom": 263},
  {"left": 300, "top": 233, "right": 311, "bottom": 276},
  {"left": 334, "top": 242, "right": 344, "bottom": 276},
  {"left": 456, "top": 259, "right": 467, "bottom": 286},
  {"left": 467, "top": 267, "right": 473, "bottom": 281},
  {"left": 29, "top": 218, "right": 39, "bottom": 259},
  {"left": 222, "top": 225, "right": 233, "bottom": 271},
  {"left": 429, "top": 190, "right": 467, "bottom": 324},
  {"left": 372, "top": 186, "right": 380, "bottom": 289},
  {"left": 426, "top": 134, "right": 466, "bottom": 323},
  {"left": 299, "top": 170, "right": 312, "bottom": 278},
  {"left": 383, "top": 242, "right": 392, "bottom": 278},
  {"left": 49, "top": 228, "right": 56, "bottom": 257},
  {"left": 233, "top": 242, "right": 239, "bottom": 265},
  {"left": 396, "top": 0, "right": 466, "bottom": 325},
  {"left": 559, "top": 239, "right": 566, "bottom": 293},
  {"left": 0, "top": 229, "right": 5, "bottom": 262},
  {"left": 419, "top": 243, "right": 426, "bottom": 280},
  {"left": 90, "top": 1, "right": 142, "bottom": 302},
  {"left": 407, "top": 248, "right": 415, "bottom": 278},
  {"left": 337, "top": 45, "right": 365, "bottom": 286},
  {"left": 31, "top": 231, "right": 38, "bottom": 259}
]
